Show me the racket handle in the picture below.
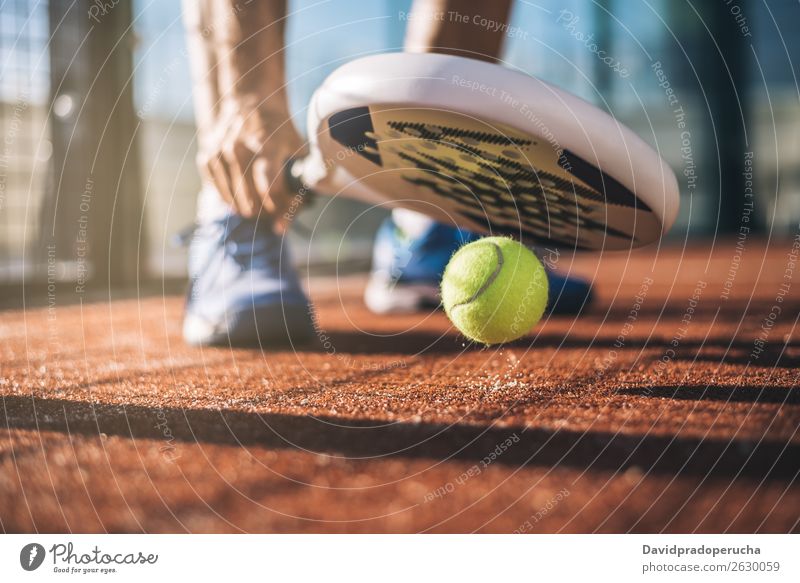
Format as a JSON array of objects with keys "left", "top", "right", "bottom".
[{"left": 284, "top": 157, "right": 318, "bottom": 208}]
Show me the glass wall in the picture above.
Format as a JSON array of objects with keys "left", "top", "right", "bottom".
[{"left": 0, "top": 1, "right": 50, "bottom": 280}]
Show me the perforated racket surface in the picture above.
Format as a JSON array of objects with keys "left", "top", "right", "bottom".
[{"left": 325, "top": 106, "right": 662, "bottom": 249}]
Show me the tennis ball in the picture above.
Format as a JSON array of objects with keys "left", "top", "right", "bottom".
[{"left": 441, "top": 237, "right": 548, "bottom": 345}]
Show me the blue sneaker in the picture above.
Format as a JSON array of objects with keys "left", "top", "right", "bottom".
[
  {"left": 364, "top": 218, "right": 478, "bottom": 314},
  {"left": 364, "top": 217, "right": 594, "bottom": 315},
  {"left": 182, "top": 212, "right": 315, "bottom": 347}
]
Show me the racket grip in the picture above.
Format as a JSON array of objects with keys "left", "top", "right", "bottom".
[{"left": 284, "top": 157, "right": 318, "bottom": 209}]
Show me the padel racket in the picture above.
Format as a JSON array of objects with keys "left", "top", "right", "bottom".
[{"left": 287, "top": 52, "right": 679, "bottom": 250}]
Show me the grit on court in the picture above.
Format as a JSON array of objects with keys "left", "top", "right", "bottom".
[{"left": 1, "top": 240, "right": 798, "bottom": 533}]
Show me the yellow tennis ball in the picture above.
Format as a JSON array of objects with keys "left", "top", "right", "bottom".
[{"left": 441, "top": 237, "right": 548, "bottom": 345}]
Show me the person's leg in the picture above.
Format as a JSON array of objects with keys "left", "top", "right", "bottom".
[
  {"left": 366, "top": 0, "right": 594, "bottom": 316},
  {"left": 183, "top": 1, "right": 234, "bottom": 225},
  {"left": 385, "top": 0, "right": 512, "bottom": 244},
  {"left": 383, "top": 0, "right": 511, "bottom": 253},
  {"left": 403, "top": 0, "right": 513, "bottom": 63},
  {"left": 182, "top": 0, "right": 314, "bottom": 347}
]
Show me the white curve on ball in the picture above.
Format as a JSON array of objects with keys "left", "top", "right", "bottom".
[{"left": 451, "top": 242, "right": 505, "bottom": 309}]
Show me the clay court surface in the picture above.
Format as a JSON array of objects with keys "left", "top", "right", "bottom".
[{"left": 1, "top": 241, "right": 798, "bottom": 533}]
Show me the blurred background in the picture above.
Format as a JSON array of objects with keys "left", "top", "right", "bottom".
[{"left": 1, "top": 0, "right": 798, "bottom": 303}]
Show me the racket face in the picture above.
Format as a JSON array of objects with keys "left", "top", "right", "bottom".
[{"left": 318, "top": 105, "right": 663, "bottom": 250}]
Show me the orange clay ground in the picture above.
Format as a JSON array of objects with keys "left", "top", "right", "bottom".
[{"left": 1, "top": 240, "right": 798, "bottom": 533}]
